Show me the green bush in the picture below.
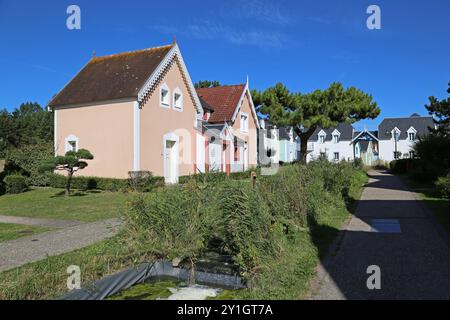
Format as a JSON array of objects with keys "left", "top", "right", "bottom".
[
  {"left": 4, "top": 143, "right": 54, "bottom": 186},
  {"left": 436, "top": 175, "right": 450, "bottom": 199},
  {"left": 413, "top": 135, "right": 450, "bottom": 181},
  {"left": 4, "top": 175, "right": 28, "bottom": 194},
  {"left": 124, "top": 184, "right": 206, "bottom": 259},
  {"left": 389, "top": 159, "right": 412, "bottom": 174},
  {"left": 47, "top": 173, "right": 163, "bottom": 192},
  {"left": 179, "top": 172, "right": 227, "bottom": 184},
  {"left": 212, "top": 180, "right": 275, "bottom": 272}
]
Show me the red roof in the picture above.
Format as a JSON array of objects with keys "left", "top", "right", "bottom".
[{"left": 196, "top": 84, "right": 246, "bottom": 123}]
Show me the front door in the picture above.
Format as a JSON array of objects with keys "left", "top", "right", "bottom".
[
  {"left": 164, "top": 140, "right": 177, "bottom": 184},
  {"left": 243, "top": 142, "right": 249, "bottom": 170}
]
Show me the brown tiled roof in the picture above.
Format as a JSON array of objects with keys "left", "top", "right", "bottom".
[
  {"left": 48, "top": 44, "right": 174, "bottom": 107},
  {"left": 196, "top": 84, "right": 245, "bottom": 123}
]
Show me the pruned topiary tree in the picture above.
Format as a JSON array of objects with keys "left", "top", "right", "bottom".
[{"left": 40, "top": 149, "right": 93, "bottom": 196}]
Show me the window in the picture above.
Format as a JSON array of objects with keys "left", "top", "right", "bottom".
[
  {"left": 334, "top": 152, "right": 339, "bottom": 161},
  {"left": 393, "top": 151, "right": 400, "bottom": 160},
  {"left": 409, "top": 132, "right": 416, "bottom": 141},
  {"left": 65, "top": 134, "right": 79, "bottom": 152},
  {"left": 68, "top": 141, "right": 77, "bottom": 152},
  {"left": 319, "top": 135, "right": 325, "bottom": 144},
  {"left": 240, "top": 113, "right": 249, "bottom": 132},
  {"left": 173, "top": 88, "right": 183, "bottom": 111},
  {"left": 160, "top": 83, "right": 170, "bottom": 107},
  {"left": 320, "top": 152, "right": 326, "bottom": 158},
  {"left": 333, "top": 135, "right": 339, "bottom": 143},
  {"left": 409, "top": 151, "right": 415, "bottom": 159}
]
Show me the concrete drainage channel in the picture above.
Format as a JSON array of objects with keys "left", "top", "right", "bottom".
[{"left": 61, "top": 260, "right": 245, "bottom": 300}]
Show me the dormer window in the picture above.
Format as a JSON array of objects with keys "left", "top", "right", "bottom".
[
  {"left": 173, "top": 87, "right": 183, "bottom": 111},
  {"left": 391, "top": 127, "right": 401, "bottom": 141},
  {"left": 160, "top": 83, "right": 170, "bottom": 108},
  {"left": 318, "top": 130, "right": 326, "bottom": 144},
  {"left": 332, "top": 129, "right": 340, "bottom": 143},
  {"left": 333, "top": 135, "right": 339, "bottom": 143},
  {"left": 407, "top": 127, "right": 417, "bottom": 141}
]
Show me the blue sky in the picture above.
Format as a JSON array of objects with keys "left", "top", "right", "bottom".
[{"left": 0, "top": 0, "right": 448, "bottom": 130}]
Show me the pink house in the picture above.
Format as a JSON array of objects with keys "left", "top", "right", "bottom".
[
  {"left": 196, "top": 84, "right": 259, "bottom": 175},
  {"left": 48, "top": 42, "right": 259, "bottom": 183}
]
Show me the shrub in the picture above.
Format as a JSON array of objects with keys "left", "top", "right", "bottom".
[
  {"left": 353, "top": 158, "right": 364, "bottom": 170},
  {"left": 128, "top": 171, "right": 164, "bottom": 192},
  {"left": 436, "top": 175, "right": 450, "bottom": 199},
  {"left": 389, "top": 159, "right": 411, "bottom": 174},
  {"left": 4, "top": 143, "right": 53, "bottom": 186},
  {"left": 47, "top": 173, "right": 163, "bottom": 192},
  {"left": 413, "top": 135, "right": 450, "bottom": 181},
  {"left": 212, "top": 180, "right": 275, "bottom": 272},
  {"left": 179, "top": 172, "right": 227, "bottom": 184},
  {"left": 4, "top": 175, "right": 28, "bottom": 194},
  {"left": 124, "top": 184, "right": 206, "bottom": 259}
]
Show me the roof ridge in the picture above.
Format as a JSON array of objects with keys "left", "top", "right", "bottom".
[
  {"left": 382, "top": 116, "right": 432, "bottom": 120},
  {"left": 90, "top": 43, "right": 174, "bottom": 62},
  {"left": 196, "top": 83, "right": 246, "bottom": 90}
]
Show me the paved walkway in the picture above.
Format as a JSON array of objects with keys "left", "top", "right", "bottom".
[
  {"left": 312, "top": 170, "right": 450, "bottom": 300},
  {"left": 0, "top": 218, "right": 121, "bottom": 272},
  {"left": 0, "top": 215, "right": 83, "bottom": 228}
]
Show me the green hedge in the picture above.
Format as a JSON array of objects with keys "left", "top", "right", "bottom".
[
  {"left": 389, "top": 159, "right": 412, "bottom": 174},
  {"left": 4, "top": 175, "right": 28, "bottom": 194},
  {"left": 47, "top": 173, "right": 164, "bottom": 192},
  {"left": 436, "top": 175, "right": 450, "bottom": 199}
]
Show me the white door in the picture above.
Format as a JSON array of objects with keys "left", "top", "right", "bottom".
[
  {"left": 209, "top": 141, "right": 221, "bottom": 172},
  {"left": 164, "top": 140, "right": 178, "bottom": 184},
  {"left": 196, "top": 133, "right": 205, "bottom": 173},
  {"left": 244, "top": 142, "right": 249, "bottom": 170}
]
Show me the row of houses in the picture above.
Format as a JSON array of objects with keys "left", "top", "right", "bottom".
[
  {"left": 305, "top": 113, "right": 434, "bottom": 165},
  {"left": 48, "top": 42, "right": 434, "bottom": 183}
]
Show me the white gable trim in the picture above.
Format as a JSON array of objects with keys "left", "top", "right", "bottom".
[
  {"left": 350, "top": 129, "right": 379, "bottom": 144},
  {"left": 332, "top": 129, "right": 341, "bottom": 136},
  {"left": 137, "top": 44, "right": 203, "bottom": 117},
  {"left": 230, "top": 81, "right": 261, "bottom": 129},
  {"left": 407, "top": 126, "right": 417, "bottom": 133}
]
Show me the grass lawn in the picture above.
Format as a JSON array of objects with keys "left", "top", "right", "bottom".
[
  {"left": 0, "top": 188, "right": 131, "bottom": 222},
  {"left": 0, "top": 223, "right": 51, "bottom": 243},
  {"left": 403, "top": 177, "right": 450, "bottom": 234}
]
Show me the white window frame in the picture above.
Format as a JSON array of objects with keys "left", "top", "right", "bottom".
[
  {"left": 332, "top": 129, "right": 340, "bottom": 144},
  {"left": 65, "top": 134, "right": 79, "bottom": 152},
  {"left": 318, "top": 130, "right": 327, "bottom": 144},
  {"left": 407, "top": 127, "right": 417, "bottom": 141},
  {"left": 172, "top": 87, "right": 183, "bottom": 112},
  {"left": 391, "top": 127, "right": 401, "bottom": 141},
  {"left": 334, "top": 152, "right": 340, "bottom": 162},
  {"left": 160, "top": 83, "right": 170, "bottom": 108},
  {"left": 240, "top": 112, "right": 249, "bottom": 133}
]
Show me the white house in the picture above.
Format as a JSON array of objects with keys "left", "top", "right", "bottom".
[
  {"left": 307, "top": 123, "right": 355, "bottom": 162},
  {"left": 378, "top": 113, "right": 434, "bottom": 161}
]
